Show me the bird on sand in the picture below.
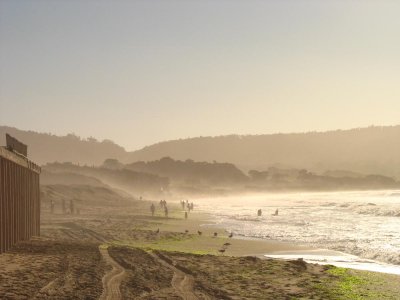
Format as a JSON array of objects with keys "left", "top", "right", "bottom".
[
  {"left": 218, "top": 249, "right": 226, "bottom": 254},
  {"left": 155, "top": 228, "right": 160, "bottom": 233},
  {"left": 229, "top": 232, "right": 233, "bottom": 238},
  {"left": 213, "top": 232, "right": 218, "bottom": 237},
  {"left": 197, "top": 231, "right": 202, "bottom": 236},
  {"left": 185, "top": 229, "right": 189, "bottom": 234},
  {"left": 223, "top": 242, "right": 231, "bottom": 247}
]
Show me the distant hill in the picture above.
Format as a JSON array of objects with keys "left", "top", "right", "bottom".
[
  {"left": 43, "top": 162, "right": 169, "bottom": 196},
  {"left": 124, "top": 157, "right": 247, "bottom": 186},
  {"left": 2, "top": 125, "right": 400, "bottom": 179},
  {"left": 126, "top": 126, "right": 400, "bottom": 179},
  {"left": 40, "top": 170, "right": 106, "bottom": 187},
  {"left": 40, "top": 184, "right": 133, "bottom": 213},
  {"left": 0, "top": 126, "right": 128, "bottom": 165}
]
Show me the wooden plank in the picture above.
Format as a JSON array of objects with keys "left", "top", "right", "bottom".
[{"left": 0, "top": 152, "right": 41, "bottom": 253}]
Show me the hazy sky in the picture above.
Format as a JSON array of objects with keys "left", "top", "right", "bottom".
[{"left": 1, "top": 0, "right": 399, "bottom": 150}]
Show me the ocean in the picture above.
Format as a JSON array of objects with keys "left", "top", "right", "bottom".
[{"left": 195, "top": 190, "right": 400, "bottom": 274}]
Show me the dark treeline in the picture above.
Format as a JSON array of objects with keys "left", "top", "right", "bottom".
[
  {"left": 36, "top": 157, "right": 400, "bottom": 198},
  {"left": 103, "top": 157, "right": 400, "bottom": 193},
  {"left": 123, "top": 157, "right": 247, "bottom": 186},
  {"left": 247, "top": 167, "right": 399, "bottom": 191}
]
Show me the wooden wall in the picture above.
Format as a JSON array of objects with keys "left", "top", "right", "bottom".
[{"left": 0, "top": 149, "right": 40, "bottom": 253}]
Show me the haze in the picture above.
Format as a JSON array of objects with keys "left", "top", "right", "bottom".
[
  {"left": 1, "top": 2, "right": 400, "bottom": 297},
  {"left": 1, "top": 0, "right": 399, "bottom": 150}
]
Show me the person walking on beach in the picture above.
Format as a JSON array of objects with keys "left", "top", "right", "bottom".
[
  {"left": 150, "top": 203, "right": 155, "bottom": 216},
  {"left": 257, "top": 209, "right": 262, "bottom": 216}
]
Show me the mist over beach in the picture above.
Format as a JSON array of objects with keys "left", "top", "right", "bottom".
[{"left": 1, "top": 0, "right": 400, "bottom": 299}]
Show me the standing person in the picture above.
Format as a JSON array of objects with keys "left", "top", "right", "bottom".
[
  {"left": 257, "top": 209, "right": 262, "bottom": 216},
  {"left": 185, "top": 211, "right": 188, "bottom": 219},
  {"left": 150, "top": 203, "right": 155, "bottom": 216},
  {"left": 190, "top": 202, "right": 194, "bottom": 210},
  {"left": 160, "top": 200, "right": 164, "bottom": 207},
  {"left": 164, "top": 206, "right": 169, "bottom": 218}
]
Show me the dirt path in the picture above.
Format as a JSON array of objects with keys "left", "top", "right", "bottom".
[
  {"left": 99, "top": 246, "right": 126, "bottom": 300},
  {"left": 149, "top": 252, "right": 205, "bottom": 300}
]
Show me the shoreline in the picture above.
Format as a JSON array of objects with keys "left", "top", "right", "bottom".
[
  {"left": 264, "top": 249, "right": 400, "bottom": 275},
  {"left": 190, "top": 210, "right": 400, "bottom": 276}
]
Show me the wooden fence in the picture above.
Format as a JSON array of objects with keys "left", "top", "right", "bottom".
[{"left": 0, "top": 147, "right": 41, "bottom": 253}]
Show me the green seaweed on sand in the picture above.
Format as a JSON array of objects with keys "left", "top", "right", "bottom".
[
  {"left": 109, "top": 233, "right": 224, "bottom": 255},
  {"left": 314, "top": 266, "right": 398, "bottom": 300},
  {"left": 327, "top": 267, "right": 367, "bottom": 299}
]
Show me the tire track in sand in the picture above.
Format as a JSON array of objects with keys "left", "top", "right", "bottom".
[
  {"left": 149, "top": 252, "right": 209, "bottom": 300},
  {"left": 99, "top": 246, "right": 126, "bottom": 300}
]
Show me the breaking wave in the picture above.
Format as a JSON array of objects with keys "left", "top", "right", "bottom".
[{"left": 195, "top": 190, "right": 400, "bottom": 267}]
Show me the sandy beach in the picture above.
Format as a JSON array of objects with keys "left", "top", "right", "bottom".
[{"left": 1, "top": 192, "right": 399, "bottom": 299}]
